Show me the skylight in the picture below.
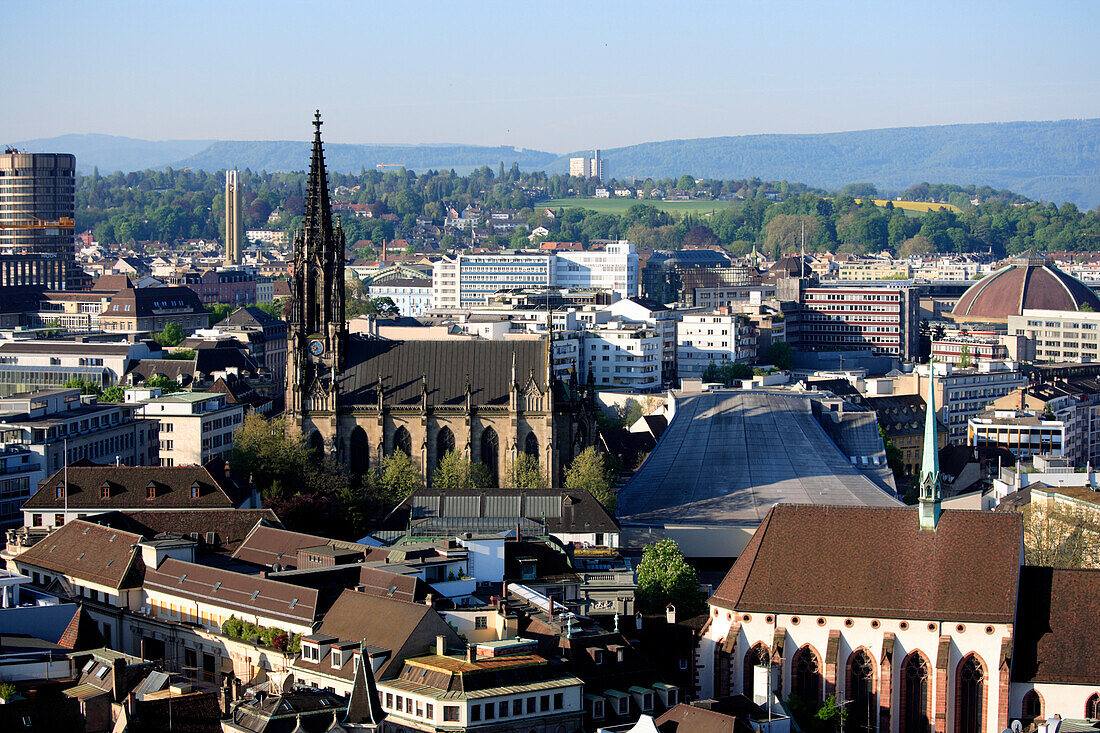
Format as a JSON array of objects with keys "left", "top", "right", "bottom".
[
  {"left": 213, "top": 581, "right": 221, "bottom": 591},
  {"left": 179, "top": 574, "right": 187, "bottom": 583},
  {"left": 289, "top": 598, "right": 298, "bottom": 608},
  {"left": 250, "top": 590, "right": 259, "bottom": 600}
]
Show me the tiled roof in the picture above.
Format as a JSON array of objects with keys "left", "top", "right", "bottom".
[
  {"left": 710, "top": 504, "right": 1022, "bottom": 623},
  {"left": 339, "top": 338, "right": 547, "bottom": 406},
  {"left": 15, "top": 520, "right": 146, "bottom": 590},
  {"left": 953, "top": 256, "right": 1100, "bottom": 319},
  {"left": 88, "top": 509, "right": 280, "bottom": 554},
  {"left": 23, "top": 460, "right": 248, "bottom": 511},
  {"left": 56, "top": 604, "right": 106, "bottom": 650},
  {"left": 314, "top": 590, "right": 462, "bottom": 678},
  {"left": 233, "top": 525, "right": 377, "bottom": 569},
  {"left": 657, "top": 704, "right": 753, "bottom": 733},
  {"left": 1012, "top": 566, "right": 1100, "bottom": 685},
  {"left": 144, "top": 557, "right": 320, "bottom": 628}
]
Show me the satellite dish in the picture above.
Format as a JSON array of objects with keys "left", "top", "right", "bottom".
[{"left": 1011, "top": 720, "right": 1024, "bottom": 733}]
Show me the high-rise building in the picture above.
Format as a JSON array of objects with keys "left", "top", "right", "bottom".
[
  {"left": 0, "top": 151, "right": 81, "bottom": 290},
  {"left": 567, "top": 150, "right": 603, "bottom": 181},
  {"left": 224, "top": 168, "right": 242, "bottom": 265}
]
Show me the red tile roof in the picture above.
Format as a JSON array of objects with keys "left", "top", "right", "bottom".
[
  {"left": 710, "top": 505, "right": 1022, "bottom": 623},
  {"left": 1013, "top": 566, "right": 1100, "bottom": 685},
  {"left": 15, "top": 520, "right": 146, "bottom": 590}
]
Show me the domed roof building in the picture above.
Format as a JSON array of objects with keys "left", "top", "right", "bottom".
[{"left": 951, "top": 250, "right": 1100, "bottom": 322}]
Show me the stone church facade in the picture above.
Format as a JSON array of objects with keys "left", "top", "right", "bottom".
[{"left": 284, "top": 113, "right": 596, "bottom": 485}]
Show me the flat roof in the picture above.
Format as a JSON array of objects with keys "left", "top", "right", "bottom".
[{"left": 618, "top": 391, "right": 901, "bottom": 527}]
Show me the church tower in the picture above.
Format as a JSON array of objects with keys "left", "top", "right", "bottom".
[
  {"left": 918, "top": 365, "right": 942, "bottom": 530},
  {"left": 286, "top": 111, "right": 346, "bottom": 450}
]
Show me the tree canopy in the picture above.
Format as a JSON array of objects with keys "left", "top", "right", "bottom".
[
  {"left": 635, "top": 538, "right": 706, "bottom": 616},
  {"left": 563, "top": 447, "right": 617, "bottom": 510}
]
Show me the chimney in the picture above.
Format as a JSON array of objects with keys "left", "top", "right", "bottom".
[
  {"left": 424, "top": 593, "right": 434, "bottom": 607},
  {"left": 465, "top": 644, "right": 473, "bottom": 663},
  {"left": 665, "top": 604, "right": 677, "bottom": 624},
  {"left": 548, "top": 597, "right": 554, "bottom": 618},
  {"left": 111, "top": 657, "right": 127, "bottom": 703},
  {"left": 436, "top": 635, "right": 446, "bottom": 656}
]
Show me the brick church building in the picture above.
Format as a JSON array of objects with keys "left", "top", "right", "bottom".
[{"left": 699, "top": 373, "right": 1100, "bottom": 732}]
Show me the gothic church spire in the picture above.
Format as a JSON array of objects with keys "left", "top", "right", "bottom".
[{"left": 919, "top": 365, "right": 942, "bottom": 530}]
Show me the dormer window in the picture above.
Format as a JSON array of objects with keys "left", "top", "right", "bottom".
[
  {"left": 55, "top": 484, "right": 65, "bottom": 500},
  {"left": 301, "top": 643, "right": 319, "bottom": 663},
  {"left": 100, "top": 483, "right": 111, "bottom": 499},
  {"left": 593, "top": 650, "right": 604, "bottom": 665},
  {"left": 331, "top": 650, "right": 343, "bottom": 669},
  {"left": 592, "top": 700, "right": 604, "bottom": 719},
  {"left": 190, "top": 482, "right": 200, "bottom": 499},
  {"left": 642, "top": 693, "right": 652, "bottom": 711},
  {"left": 146, "top": 481, "right": 157, "bottom": 500}
]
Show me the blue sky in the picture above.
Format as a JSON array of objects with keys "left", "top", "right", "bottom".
[{"left": 5, "top": 0, "right": 1099, "bottom": 152}]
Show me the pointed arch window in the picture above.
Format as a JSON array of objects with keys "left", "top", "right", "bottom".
[
  {"left": 393, "top": 426, "right": 412, "bottom": 457},
  {"left": 480, "top": 427, "right": 499, "bottom": 486},
  {"left": 437, "top": 427, "right": 455, "bottom": 466},
  {"left": 349, "top": 427, "right": 370, "bottom": 475},
  {"left": 956, "top": 655, "right": 985, "bottom": 733},
  {"left": 847, "top": 649, "right": 876, "bottom": 733},
  {"left": 742, "top": 642, "right": 769, "bottom": 699},
  {"left": 792, "top": 645, "right": 822, "bottom": 703},
  {"left": 1086, "top": 693, "right": 1100, "bottom": 720},
  {"left": 524, "top": 432, "right": 539, "bottom": 462},
  {"left": 1021, "top": 690, "right": 1042, "bottom": 722},
  {"left": 900, "top": 652, "right": 931, "bottom": 733}
]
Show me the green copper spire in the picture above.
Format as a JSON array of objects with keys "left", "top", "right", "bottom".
[{"left": 918, "top": 365, "right": 942, "bottom": 530}]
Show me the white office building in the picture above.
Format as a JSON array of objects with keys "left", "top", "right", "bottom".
[
  {"left": 555, "top": 240, "right": 638, "bottom": 298},
  {"left": 677, "top": 309, "right": 758, "bottom": 379},
  {"left": 581, "top": 320, "right": 661, "bottom": 390},
  {"left": 130, "top": 390, "right": 245, "bottom": 467}
]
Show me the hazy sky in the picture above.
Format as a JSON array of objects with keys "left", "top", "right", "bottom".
[{"left": 6, "top": 0, "right": 1099, "bottom": 152}]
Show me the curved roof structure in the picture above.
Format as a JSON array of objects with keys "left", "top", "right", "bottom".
[
  {"left": 952, "top": 250, "right": 1100, "bottom": 321},
  {"left": 617, "top": 391, "right": 900, "bottom": 528}
]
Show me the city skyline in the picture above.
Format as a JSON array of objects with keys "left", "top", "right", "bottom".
[{"left": 4, "top": 1, "right": 1100, "bottom": 152}]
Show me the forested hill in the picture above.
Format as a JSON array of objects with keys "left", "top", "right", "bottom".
[
  {"left": 9, "top": 134, "right": 214, "bottom": 174},
  {"left": 172, "top": 141, "right": 558, "bottom": 175},
  {"left": 553, "top": 119, "right": 1100, "bottom": 208}
]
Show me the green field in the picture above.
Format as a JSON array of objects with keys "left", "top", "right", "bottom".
[{"left": 542, "top": 197, "right": 737, "bottom": 215}]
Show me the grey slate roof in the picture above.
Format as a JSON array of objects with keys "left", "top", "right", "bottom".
[
  {"left": 339, "top": 338, "right": 547, "bottom": 406},
  {"left": 618, "top": 391, "right": 901, "bottom": 526}
]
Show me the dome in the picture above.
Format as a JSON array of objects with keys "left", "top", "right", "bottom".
[{"left": 952, "top": 250, "right": 1100, "bottom": 322}]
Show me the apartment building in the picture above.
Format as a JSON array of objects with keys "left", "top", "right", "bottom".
[
  {"left": 799, "top": 284, "right": 920, "bottom": 360},
  {"left": 968, "top": 407, "right": 1066, "bottom": 460},
  {"left": 677, "top": 308, "right": 758, "bottom": 380},
  {"left": 836, "top": 260, "right": 912, "bottom": 280},
  {"left": 554, "top": 240, "right": 639, "bottom": 298},
  {"left": 602, "top": 297, "right": 678, "bottom": 385},
  {"left": 432, "top": 244, "right": 639, "bottom": 308},
  {"left": 931, "top": 335, "right": 1010, "bottom": 365},
  {"left": 894, "top": 361, "right": 1028, "bottom": 444},
  {"left": 1007, "top": 308, "right": 1100, "bottom": 363},
  {"left": 97, "top": 284, "right": 208, "bottom": 335},
  {"left": 580, "top": 319, "right": 661, "bottom": 390},
  {"left": 368, "top": 276, "right": 433, "bottom": 317},
  {"left": 0, "top": 388, "right": 157, "bottom": 478},
  {"left": 0, "top": 446, "right": 46, "bottom": 527},
  {"left": 131, "top": 390, "right": 245, "bottom": 466}
]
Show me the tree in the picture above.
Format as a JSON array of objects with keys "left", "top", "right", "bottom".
[
  {"left": 676, "top": 174, "right": 696, "bottom": 192},
  {"left": 765, "top": 341, "right": 793, "bottom": 370},
  {"left": 63, "top": 378, "right": 102, "bottom": 396},
  {"left": 788, "top": 694, "right": 848, "bottom": 733},
  {"left": 432, "top": 451, "right": 492, "bottom": 489},
  {"left": 230, "top": 414, "right": 311, "bottom": 497},
  {"left": 1021, "top": 502, "right": 1100, "bottom": 568},
  {"left": 153, "top": 321, "right": 185, "bottom": 347},
  {"left": 207, "top": 303, "right": 234, "bottom": 327},
  {"left": 378, "top": 450, "right": 424, "bottom": 505},
  {"left": 635, "top": 538, "right": 705, "bottom": 616},
  {"left": 166, "top": 348, "right": 196, "bottom": 361},
  {"left": 564, "top": 447, "right": 617, "bottom": 510},
  {"left": 145, "top": 375, "right": 183, "bottom": 394},
  {"left": 506, "top": 454, "right": 547, "bottom": 489},
  {"left": 958, "top": 343, "right": 973, "bottom": 368},
  {"left": 898, "top": 234, "right": 935, "bottom": 258},
  {"left": 879, "top": 427, "right": 905, "bottom": 484},
  {"left": 100, "top": 385, "right": 125, "bottom": 403}
]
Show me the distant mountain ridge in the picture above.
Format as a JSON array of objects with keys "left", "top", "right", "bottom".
[
  {"left": 551, "top": 119, "right": 1100, "bottom": 208},
  {"left": 13, "top": 119, "right": 1100, "bottom": 207}
]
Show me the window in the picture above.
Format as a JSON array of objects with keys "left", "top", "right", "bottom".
[
  {"left": 1086, "top": 694, "right": 1100, "bottom": 720},
  {"left": 527, "top": 697, "right": 536, "bottom": 714},
  {"left": 901, "top": 653, "right": 930, "bottom": 733},
  {"left": 541, "top": 695, "right": 550, "bottom": 712},
  {"left": 1021, "top": 690, "right": 1042, "bottom": 721},
  {"left": 474, "top": 616, "right": 487, "bottom": 630},
  {"left": 32, "top": 514, "right": 42, "bottom": 527},
  {"left": 956, "top": 655, "right": 985, "bottom": 733},
  {"left": 743, "top": 642, "right": 769, "bottom": 698},
  {"left": 592, "top": 699, "right": 604, "bottom": 719},
  {"left": 443, "top": 705, "right": 459, "bottom": 722},
  {"left": 554, "top": 693, "right": 564, "bottom": 710},
  {"left": 513, "top": 699, "right": 523, "bottom": 715},
  {"left": 793, "top": 645, "right": 823, "bottom": 703},
  {"left": 55, "top": 513, "right": 65, "bottom": 526},
  {"left": 499, "top": 701, "right": 508, "bottom": 717},
  {"left": 425, "top": 703, "right": 433, "bottom": 719},
  {"left": 470, "top": 704, "right": 481, "bottom": 721},
  {"left": 385, "top": 693, "right": 392, "bottom": 708},
  {"left": 485, "top": 701, "right": 495, "bottom": 719},
  {"left": 847, "top": 649, "right": 876, "bottom": 733},
  {"left": 395, "top": 696, "right": 403, "bottom": 712}
]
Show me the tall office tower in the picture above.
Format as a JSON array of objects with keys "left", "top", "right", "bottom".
[
  {"left": 589, "top": 149, "right": 603, "bottom": 181},
  {"left": 0, "top": 151, "right": 81, "bottom": 290},
  {"left": 569, "top": 156, "right": 588, "bottom": 178},
  {"left": 224, "top": 168, "right": 242, "bottom": 265}
]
